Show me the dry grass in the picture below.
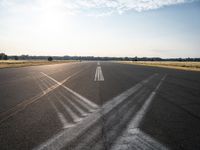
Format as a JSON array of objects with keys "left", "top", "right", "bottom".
[
  {"left": 0, "top": 60, "right": 76, "bottom": 69},
  {"left": 120, "top": 61, "right": 200, "bottom": 72}
]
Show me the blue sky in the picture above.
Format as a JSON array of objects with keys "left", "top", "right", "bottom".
[{"left": 0, "top": 0, "right": 200, "bottom": 58}]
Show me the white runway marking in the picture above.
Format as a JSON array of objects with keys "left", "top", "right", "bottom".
[
  {"left": 58, "top": 92, "right": 88, "bottom": 117},
  {"left": 130, "top": 74, "right": 167, "bottom": 128},
  {"left": 58, "top": 99, "right": 82, "bottom": 123},
  {"left": 41, "top": 72, "right": 99, "bottom": 109},
  {"left": 62, "top": 85, "right": 99, "bottom": 109},
  {"left": 34, "top": 74, "right": 157, "bottom": 150},
  {"left": 34, "top": 78, "right": 46, "bottom": 95},
  {"left": 0, "top": 71, "right": 81, "bottom": 125},
  {"left": 94, "top": 66, "right": 104, "bottom": 81},
  {"left": 111, "top": 75, "right": 168, "bottom": 150},
  {"left": 101, "top": 74, "right": 157, "bottom": 115},
  {"left": 70, "top": 94, "right": 96, "bottom": 113},
  {"left": 50, "top": 101, "right": 74, "bottom": 129},
  {"left": 111, "top": 128, "right": 168, "bottom": 150}
]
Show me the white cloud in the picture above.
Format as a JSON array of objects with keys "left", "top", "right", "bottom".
[{"left": 0, "top": 0, "right": 196, "bottom": 16}]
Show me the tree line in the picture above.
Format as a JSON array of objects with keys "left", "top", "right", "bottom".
[{"left": 0, "top": 53, "right": 200, "bottom": 61}]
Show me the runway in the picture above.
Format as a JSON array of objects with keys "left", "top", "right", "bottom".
[{"left": 0, "top": 61, "right": 200, "bottom": 150}]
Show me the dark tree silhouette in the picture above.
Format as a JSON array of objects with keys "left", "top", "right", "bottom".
[
  {"left": 48, "top": 57, "right": 53, "bottom": 61},
  {"left": 14, "top": 56, "right": 19, "bottom": 60},
  {"left": 0, "top": 53, "right": 8, "bottom": 60}
]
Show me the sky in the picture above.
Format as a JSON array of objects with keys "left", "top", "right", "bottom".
[{"left": 0, "top": 0, "right": 200, "bottom": 58}]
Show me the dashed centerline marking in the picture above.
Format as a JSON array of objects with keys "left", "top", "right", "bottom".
[{"left": 94, "top": 62, "right": 104, "bottom": 81}]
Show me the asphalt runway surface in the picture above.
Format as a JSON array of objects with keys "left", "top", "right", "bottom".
[{"left": 0, "top": 61, "right": 200, "bottom": 150}]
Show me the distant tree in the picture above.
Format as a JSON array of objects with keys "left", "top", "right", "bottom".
[
  {"left": 0, "top": 53, "right": 8, "bottom": 60},
  {"left": 132, "top": 56, "right": 138, "bottom": 61},
  {"left": 124, "top": 57, "right": 129, "bottom": 61},
  {"left": 14, "top": 56, "right": 19, "bottom": 60},
  {"left": 3, "top": 54, "right": 8, "bottom": 60},
  {"left": 151, "top": 58, "right": 155, "bottom": 61},
  {"left": 21, "top": 55, "right": 29, "bottom": 60},
  {"left": 0, "top": 53, "right": 3, "bottom": 60},
  {"left": 48, "top": 57, "right": 53, "bottom": 61},
  {"left": 178, "top": 58, "right": 182, "bottom": 61}
]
